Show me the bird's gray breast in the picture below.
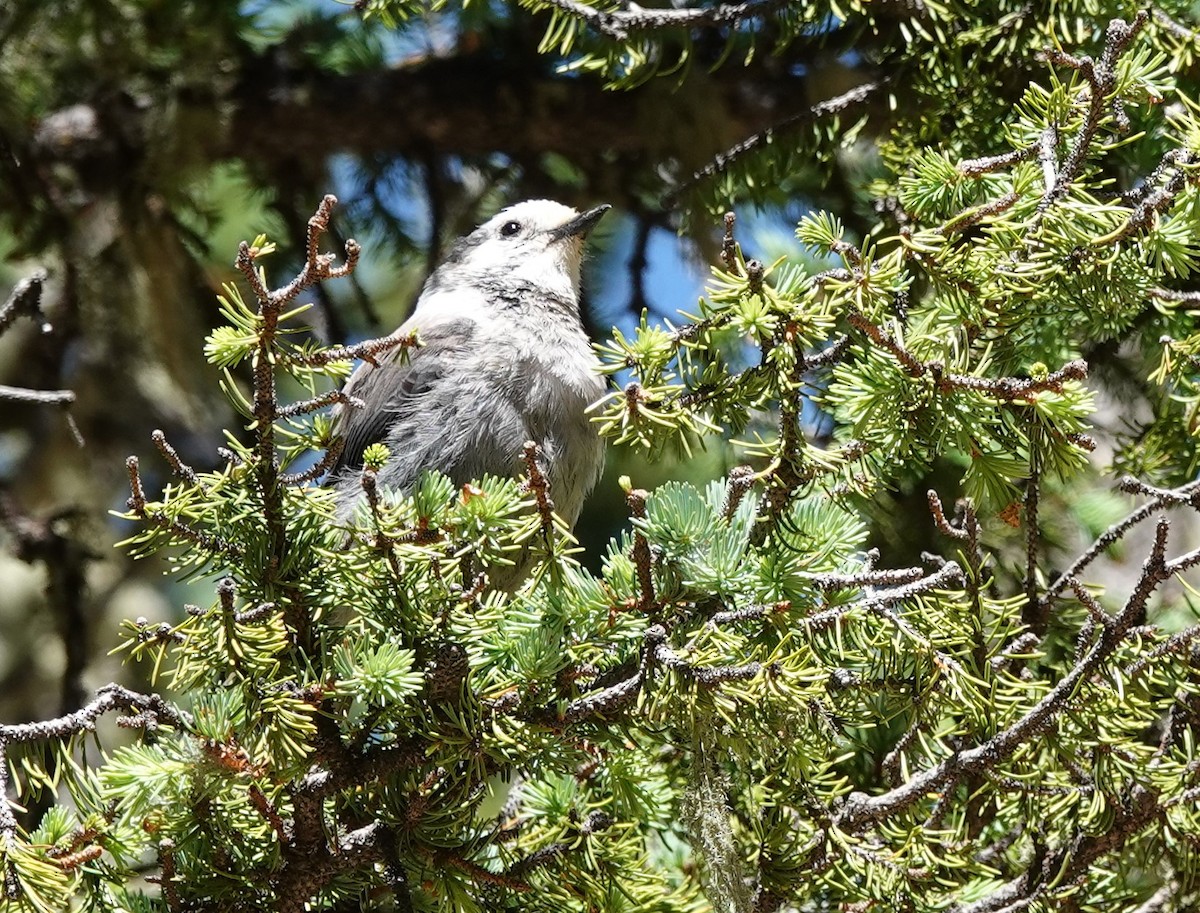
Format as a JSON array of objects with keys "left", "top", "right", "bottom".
[
  {"left": 468, "top": 302, "right": 605, "bottom": 525},
  {"left": 335, "top": 288, "right": 605, "bottom": 526}
]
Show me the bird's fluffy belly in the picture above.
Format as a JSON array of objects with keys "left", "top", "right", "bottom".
[{"left": 375, "top": 342, "right": 603, "bottom": 525}]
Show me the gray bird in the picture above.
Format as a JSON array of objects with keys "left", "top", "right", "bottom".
[{"left": 329, "top": 200, "right": 609, "bottom": 527}]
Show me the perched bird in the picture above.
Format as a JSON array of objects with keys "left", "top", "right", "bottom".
[{"left": 328, "top": 200, "right": 609, "bottom": 527}]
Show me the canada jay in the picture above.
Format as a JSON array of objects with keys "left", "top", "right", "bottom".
[{"left": 329, "top": 200, "right": 609, "bottom": 526}]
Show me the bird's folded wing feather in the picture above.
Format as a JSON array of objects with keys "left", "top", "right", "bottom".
[{"left": 329, "top": 317, "right": 477, "bottom": 477}]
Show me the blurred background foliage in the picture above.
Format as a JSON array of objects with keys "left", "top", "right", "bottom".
[{"left": 0, "top": 0, "right": 1198, "bottom": 736}]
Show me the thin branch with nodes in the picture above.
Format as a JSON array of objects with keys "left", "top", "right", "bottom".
[
  {"left": 0, "top": 272, "right": 75, "bottom": 409},
  {"left": 1095, "top": 148, "right": 1200, "bottom": 244},
  {"left": 230, "top": 194, "right": 360, "bottom": 649},
  {"left": 1036, "top": 13, "right": 1149, "bottom": 215},
  {"left": 287, "top": 331, "right": 417, "bottom": 368},
  {"left": 234, "top": 194, "right": 359, "bottom": 478},
  {"left": 0, "top": 271, "right": 50, "bottom": 336},
  {"left": 843, "top": 301, "right": 1094, "bottom": 404},
  {"left": 125, "top": 455, "right": 243, "bottom": 559},
  {"left": 1150, "top": 286, "right": 1200, "bottom": 304},
  {"left": 151, "top": 429, "right": 198, "bottom": 485},
  {"left": 666, "top": 79, "right": 886, "bottom": 204},
  {"left": 1038, "top": 476, "right": 1200, "bottom": 611},
  {"left": 0, "top": 384, "right": 74, "bottom": 406},
  {"left": 521, "top": 441, "right": 558, "bottom": 547},
  {"left": 1151, "top": 6, "right": 1199, "bottom": 41}
]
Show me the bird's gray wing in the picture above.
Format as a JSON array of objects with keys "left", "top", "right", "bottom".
[{"left": 329, "top": 317, "right": 477, "bottom": 479}]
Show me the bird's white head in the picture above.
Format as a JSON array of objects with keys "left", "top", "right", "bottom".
[{"left": 429, "top": 200, "right": 610, "bottom": 305}]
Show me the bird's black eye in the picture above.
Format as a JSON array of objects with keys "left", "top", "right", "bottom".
[{"left": 500, "top": 220, "right": 522, "bottom": 238}]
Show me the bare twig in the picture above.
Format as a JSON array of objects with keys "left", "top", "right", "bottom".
[
  {"left": 941, "top": 192, "right": 1020, "bottom": 235},
  {"left": 956, "top": 144, "right": 1039, "bottom": 178},
  {"left": 0, "top": 384, "right": 74, "bottom": 405},
  {"left": 1095, "top": 149, "right": 1199, "bottom": 244},
  {"left": 927, "top": 491, "right": 968, "bottom": 541},
  {"left": 845, "top": 309, "right": 927, "bottom": 376},
  {"left": 1150, "top": 286, "right": 1200, "bottom": 304},
  {"left": 810, "top": 566, "right": 927, "bottom": 591},
  {"left": 653, "top": 639, "right": 764, "bottom": 685},
  {"left": 0, "top": 271, "right": 50, "bottom": 336},
  {"left": 279, "top": 439, "right": 345, "bottom": 486},
  {"left": 720, "top": 466, "right": 756, "bottom": 521},
  {"left": 1152, "top": 6, "right": 1198, "bottom": 41},
  {"left": 276, "top": 390, "right": 361, "bottom": 420},
  {"left": 0, "top": 273, "right": 77, "bottom": 434},
  {"left": 804, "top": 334, "right": 852, "bottom": 370}
]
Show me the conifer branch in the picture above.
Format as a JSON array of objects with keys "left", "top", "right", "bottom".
[
  {"left": 1096, "top": 149, "right": 1199, "bottom": 243},
  {"left": 125, "top": 456, "right": 244, "bottom": 559},
  {"left": 952, "top": 783, "right": 1161, "bottom": 913},
  {"left": 847, "top": 308, "right": 1091, "bottom": 400},
  {"left": 1040, "top": 477, "right": 1200, "bottom": 610},
  {"left": 0, "top": 684, "right": 188, "bottom": 864},
  {"left": 560, "top": 627, "right": 659, "bottom": 723},
  {"left": 536, "top": 0, "right": 790, "bottom": 41},
  {"left": 836, "top": 518, "right": 1174, "bottom": 835},
  {"left": 505, "top": 811, "right": 613, "bottom": 878}
]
